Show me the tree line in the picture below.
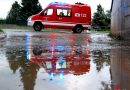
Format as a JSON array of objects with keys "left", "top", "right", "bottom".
[
  {"left": 5, "top": 0, "right": 42, "bottom": 25},
  {"left": 0, "top": 1, "right": 110, "bottom": 29}
]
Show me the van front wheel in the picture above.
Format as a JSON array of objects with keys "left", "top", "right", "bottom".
[
  {"left": 33, "top": 22, "right": 43, "bottom": 31},
  {"left": 73, "top": 25, "right": 83, "bottom": 33}
]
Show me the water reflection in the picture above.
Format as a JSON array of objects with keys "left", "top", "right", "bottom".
[
  {"left": 92, "top": 50, "right": 110, "bottom": 72},
  {"left": 6, "top": 49, "right": 39, "bottom": 90},
  {"left": 1, "top": 32, "right": 113, "bottom": 90},
  {"left": 110, "top": 48, "right": 130, "bottom": 90}
]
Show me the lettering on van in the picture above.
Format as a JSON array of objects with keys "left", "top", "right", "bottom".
[{"left": 75, "top": 13, "right": 87, "bottom": 18}]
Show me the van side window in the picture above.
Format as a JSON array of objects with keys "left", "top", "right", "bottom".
[
  {"left": 41, "top": 9, "right": 53, "bottom": 16},
  {"left": 57, "top": 9, "right": 71, "bottom": 17}
]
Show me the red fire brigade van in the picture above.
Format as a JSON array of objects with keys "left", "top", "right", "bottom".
[{"left": 28, "top": 2, "right": 91, "bottom": 33}]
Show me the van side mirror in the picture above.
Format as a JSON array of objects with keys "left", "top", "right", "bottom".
[
  {"left": 40, "top": 13, "right": 44, "bottom": 16},
  {"left": 40, "top": 10, "right": 47, "bottom": 16}
]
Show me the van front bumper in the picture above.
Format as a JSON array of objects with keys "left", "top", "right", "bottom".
[{"left": 27, "top": 20, "right": 34, "bottom": 26}]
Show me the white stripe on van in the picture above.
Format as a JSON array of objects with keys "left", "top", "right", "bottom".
[
  {"left": 42, "top": 22, "right": 74, "bottom": 26},
  {"left": 42, "top": 22, "right": 90, "bottom": 27},
  {"left": 40, "top": 20, "right": 88, "bottom": 24}
]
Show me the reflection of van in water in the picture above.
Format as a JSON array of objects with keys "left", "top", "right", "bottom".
[{"left": 28, "top": 2, "right": 91, "bottom": 33}]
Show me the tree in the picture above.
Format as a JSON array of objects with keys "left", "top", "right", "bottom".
[
  {"left": 105, "top": 10, "right": 111, "bottom": 27},
  {"left": 6, "top": 1, "right": 21, "bottom": 24},
  {"left": 19, "top": 0, "right": 42, "bottom": 25},
  {"left": 92, "top": 4, "right": 108, "bottom": 29}
]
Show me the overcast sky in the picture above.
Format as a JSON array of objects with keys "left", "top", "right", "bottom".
[{"left": 0, "top": 0, "right": 112, "bottom": 19}]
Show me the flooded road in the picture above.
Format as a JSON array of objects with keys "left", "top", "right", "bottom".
[{"left": 0, "top": 29, "right": 129, "bottom": 90}]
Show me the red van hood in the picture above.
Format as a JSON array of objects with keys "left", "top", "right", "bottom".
[{"left": 30, "top": 14, "right": 40, "bottom": 20}]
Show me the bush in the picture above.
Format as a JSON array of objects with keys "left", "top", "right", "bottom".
[{"left": 0, "top": 19, "right": 6, "bottom": 24}]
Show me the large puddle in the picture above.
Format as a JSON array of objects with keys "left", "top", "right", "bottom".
[{"left": 0, "top": 30, "right": 129, "bottom": 90}]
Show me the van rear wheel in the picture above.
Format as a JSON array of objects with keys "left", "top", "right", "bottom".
[
  {"left": 73, "top": 25, "right": 83, "bottom": 33},
  {"left": 33, "top": 22, "right": 43, "bottom": 31}
]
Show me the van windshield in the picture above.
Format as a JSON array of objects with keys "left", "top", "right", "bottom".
[
  {"left": 41, "top": 9, "right": 53, "bottom": 16},
  {"left": 47, "top": 9, "right": 53, "bottom": 15}
]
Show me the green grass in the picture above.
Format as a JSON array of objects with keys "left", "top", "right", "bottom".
[
  {"left": 0, "top": 28, "right": 3, "bottom": 32},
  {"left": 0, "top": 24, "right": 72, "bottom": 32},
  {"left": 91, "top": 29, "right": 111, "bottom": 33},
  {"left": 98, "top": 30, "right": 111, "bottom": 33},
  {"left": 108, "top": 31, "right": 124, "bottom": 40},
  {"left": 96, "top": 29, "right": 110, "bottom": 31},
  {"left": 10, "top": 26, "right": 32, "bottom": 30},
  {"left": 0, "top": 24, "right": 32, "bottom": 30}
]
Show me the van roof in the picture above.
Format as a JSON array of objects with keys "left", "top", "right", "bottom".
[{"left": 48, "top": 2, "right": 90, "bottom": 9}]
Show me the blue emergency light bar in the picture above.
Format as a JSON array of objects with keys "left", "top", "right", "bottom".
[{"left": 50, "top": 2, "right": 67, "bottom": 5}]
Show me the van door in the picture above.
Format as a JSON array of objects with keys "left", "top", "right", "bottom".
[
  {"left": 39, "top": 8, "right": 56, "bottom": 28},
  {"left": 56, "top": 8, "right": 73, "bottom": 29}
]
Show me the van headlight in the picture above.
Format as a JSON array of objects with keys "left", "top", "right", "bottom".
[{"left": 28, "top": 17, "right": 32, "bottom": 21}]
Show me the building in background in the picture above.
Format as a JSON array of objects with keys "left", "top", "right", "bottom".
[{"left": 111, "top": 0, "right": 130, "bottom": 39}]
